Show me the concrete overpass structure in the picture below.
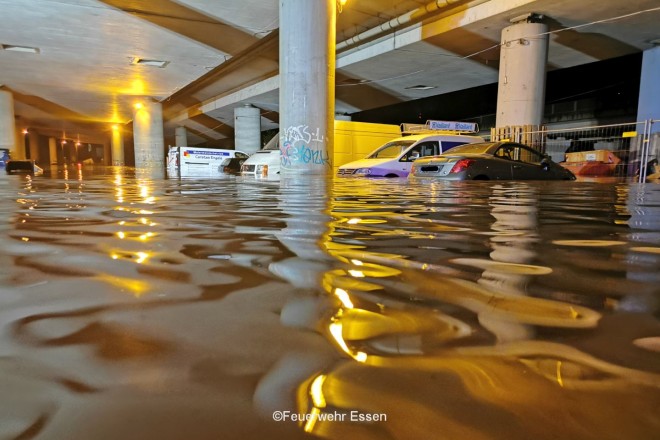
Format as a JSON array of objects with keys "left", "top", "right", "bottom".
[{"left": 0, "top": 0, "right": 658, "bottom": 164}]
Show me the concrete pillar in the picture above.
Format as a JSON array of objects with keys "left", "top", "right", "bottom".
[
  {"left": 174, "top": 126, "right": 188, "bottom": 147},
  {"left": 13, "top": 125, "right": 26, "bottom": 160},
  {"left": 279, "top": 0, "right": 335, "bottom": 174},
  {"left": 0, "top": 90, "right": 17, "bottom": 156},
  {"left": 111, "top": 125, "right": 125, "bottom": 165},
  {"left": 132, "top": 101, "right": 164, "bottom": 170},
  {"left": 28, "top": 131, "right": 40, "bottom": 162},
  {"left": 495, "top": 19, "right": 549, "bottom": 128},
  {"left": 234, "top": 104, "right": 260, "bottom": 154},
  {"left": 48, "top": 137, "right": 58, "bottom": 165},
  {"left": 635, "top": 45, "right": 660, "bottom": 178},
  {"left": 637, "top": 45, "right": 660, "bottom": 129}
]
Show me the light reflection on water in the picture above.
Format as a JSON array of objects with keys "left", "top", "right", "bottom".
[{"left": 0, "top": 169, "right": 659, "bottom": 440}]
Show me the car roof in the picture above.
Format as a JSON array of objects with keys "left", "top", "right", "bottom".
[{"left": 390, "top": 133, "right": 483, "bottom": 142}]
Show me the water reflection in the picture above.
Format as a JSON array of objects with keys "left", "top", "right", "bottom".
[{"left": 0, "top": 170, "right": 658, "bottom": 439}]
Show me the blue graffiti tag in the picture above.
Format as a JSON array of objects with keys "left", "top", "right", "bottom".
[{"left": 281, "top": 141, "right": 330, "bottom": 167}]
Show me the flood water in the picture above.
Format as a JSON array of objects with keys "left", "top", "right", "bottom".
[{"left": 1, "top": 166, "right": 659, "bottom": 440}]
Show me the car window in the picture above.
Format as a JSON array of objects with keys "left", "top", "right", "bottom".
[
  {"left": 510, "top": 144, "right": 544, "bottom": 164},
  {"left": 401, "top": 141, "right": 438, "bottom": 162},
  {"left": 236, "top": 152, "right": 248, "bottom": 159},
  {"left": 368, "top": 140, "right": 416, "bottom": 159},
  {"left": 495, "top": 145, "right": 514, "bottom": 160}
]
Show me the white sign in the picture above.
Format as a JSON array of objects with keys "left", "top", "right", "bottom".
[{"left": 428, "top": 120, "right": 478, "bottom": 132}]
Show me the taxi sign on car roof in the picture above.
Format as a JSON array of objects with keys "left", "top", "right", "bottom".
[{"left": 401, "top": 120, "right": 479, "bottom": 134}]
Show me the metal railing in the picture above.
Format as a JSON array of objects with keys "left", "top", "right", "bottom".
[{"left": 490, "top": 120, "right": 658, "bottom": 182}]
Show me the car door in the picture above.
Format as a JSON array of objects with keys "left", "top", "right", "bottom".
[
  {"left": 490, "top": 144, "right": 515, "bottom": 179},
  {"left": 398, "top": 141, "right": 439, "bottom": 176},
  {"left": 509, "top": 144, "right": 551, "bottom": 179}
]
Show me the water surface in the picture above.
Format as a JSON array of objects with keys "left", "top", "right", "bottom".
[{"left": 0, "top": 168, "right": 659, "bottom": 440}]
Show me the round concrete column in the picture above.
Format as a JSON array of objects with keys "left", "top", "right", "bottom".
[
  {"left": 495, "top": 21, "right": 549, "bottom": 128},
  {"left": 174, "top": 126, "right": 188, "bottom": 147},
  {"left": 0, "top": 91, "right": 17, "bottom": 156},
  {"left": 132, "top": 101, "right": 164, "bottom": 170},
  {"left": 234, "top": 104, "right": 260, "bottom": 154},
  {"left": 111, "top": 125, "right": 125, "bottom": 165},
  {"left": 48, "top": 137, "right": 58, "bottom": 164},
  {"left": 279, "top": 0, "right": 335, "bottom": 174}
]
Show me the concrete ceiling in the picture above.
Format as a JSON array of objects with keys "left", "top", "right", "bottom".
[{"left": 0, "top": 0, "right": 658, "bottom": 146}]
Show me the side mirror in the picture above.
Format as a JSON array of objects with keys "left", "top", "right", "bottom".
[{"left": 540, "top": 158, "right": 551, "bottom": 171}]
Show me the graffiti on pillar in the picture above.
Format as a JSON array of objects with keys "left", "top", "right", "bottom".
[{"left": 281, "top": 125, "right": 330, "bottom": 167}]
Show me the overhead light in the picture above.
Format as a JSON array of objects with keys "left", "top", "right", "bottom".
[
  {"left": 1, "top": 44, "right": 40, "bottom": 54},
  {"left": 405, "top": 85, "right": 436, "bottom": 90},
  {"left": 130, "top": 57, "right": 169, "bottom": 68}
]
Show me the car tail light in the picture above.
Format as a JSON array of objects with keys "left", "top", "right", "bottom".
[{"left": 449, "top": 159, "right": 475, "bottom": 173}]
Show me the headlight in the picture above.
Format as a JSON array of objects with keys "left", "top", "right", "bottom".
[
  {"left": 256, "top": 164, "right": 268, "bottom": 176},
  {"left": 354, "top": 168, "right": 371, "bottom": 175}
]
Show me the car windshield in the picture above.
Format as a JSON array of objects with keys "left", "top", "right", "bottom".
[
  {"left": 368, "top": 140, "right": 416, "bottom": 159},
  {"left": 442, "top": 142, "right": 497, "bottom": 155}
]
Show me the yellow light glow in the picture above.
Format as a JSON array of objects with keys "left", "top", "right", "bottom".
[
  {"left": 22, "top": 128, "right": 28, "bottom": 134},
  {"left": 348, "top": 270, "right": 365, "bottom": 278},
  {"left": 134, "top": 102, "right": 143, "bottom": 109},
  {"left": 303, "top": 407, "right": 321, "bottom": 433},
  {"left": 135, "top": 252, "right": 149, "bottom": 264},
  {"left": 350, "top": 259, "right": 363, "bottom": 266},
  {"left": 117, "top": 231, "right": 126, "bottom": 239},
  {"left": 339, "top": 0, "right": 347, "bottom": 5},
  {"left": 95, "top": 274, "right": 150, "bottom": 297},
  {"left": 355, "top": 351, "right": 368, "bottom": 362},
  {"left": 309, "top": 374, "right": 327, "bottom": 408},
  {"left": 118, "top": 221, "right": 125, "bottom": 226},
  {"left": 556, "top": 361, "right": 564, "bottom": 387},
  {"left": 334, "top": 288, "right": 354, "bottom": 309},
  {"left": 347, "top": 218, "right": 361, "bottom": 224},
  {"left": 112, "top": 124, "right": 119, "bottom": 131},
  {"left": 111, "top": 253, "right": 119, "bottom": 260}
]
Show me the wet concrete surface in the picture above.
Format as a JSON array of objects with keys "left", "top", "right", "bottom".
[{"left": 0, "top": 166, "right": 659, "bottom": 439}]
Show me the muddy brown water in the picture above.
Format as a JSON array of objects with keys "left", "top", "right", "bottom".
[{"left": 0, "top": 167, "right": 658, "bottom": 440}]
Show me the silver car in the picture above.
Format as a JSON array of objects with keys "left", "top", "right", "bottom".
[{"left": 409, "top": 141, "right": 576, "bottom": 181}]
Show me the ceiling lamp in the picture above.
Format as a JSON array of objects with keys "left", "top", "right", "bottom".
[
  {"left": 130, "top": 57, "right": 169, "bottom": 68},
  {"left": 1, "top": 44, "right": 40, "bottom": 54},
  {"left": 405, "top": 85, "right": 436, "bottom": 90}
]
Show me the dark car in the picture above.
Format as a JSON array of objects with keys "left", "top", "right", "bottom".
[
  {"left": 5, "top": 159, "right": 40, "bottom": 175},
  {"left": 409, "top": 141, "right": 576, "bottom": 181}
]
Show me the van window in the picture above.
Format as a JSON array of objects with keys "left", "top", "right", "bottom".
[
  {"left": 441, "top": 141, "right": 470, "bottom": 152},
  {"left": 368, "top": 140, "right": 416, "bottom": 159},
  {"left": 401, "top": 141, "right": 438, "bottom": 162}
]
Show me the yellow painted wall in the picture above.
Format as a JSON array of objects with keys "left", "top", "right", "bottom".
[{"left": 333, "top": 120, "right": 401, "bottom": 171}]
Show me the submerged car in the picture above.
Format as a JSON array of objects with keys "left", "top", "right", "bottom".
[
  {"left": 409, "top": 141, "right": 576, "bottom": 181},
  {"left": 5, "top": 159, "right": 44, "bottom": 176},
  {"left": 337, "top": 133, "right": 484, "bottom": 178}
]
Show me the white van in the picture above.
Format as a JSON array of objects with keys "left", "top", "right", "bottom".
[
  {"left": 337, "top": 122, "right": 484, "bottom": 178},
  {"left": 239, "top": 133, "right": 280, "bottom": 178},
  {"left": 240, "top": 120, "right": 401, "bottom": 178},
  {"left": 167, "top": 146, "right": 249, "bottom": 178}
]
